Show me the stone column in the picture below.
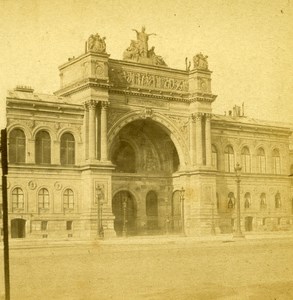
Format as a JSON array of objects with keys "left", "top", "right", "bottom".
[
  {"left": 195, "top": 113, "right": 203, "bottom": 165},
  {"left": 100, "top": 102, "right": 108, "bottom": 161},
  {"left": 205, "top": 113, "right": 212, "bottom": 166},
  {"left": 87, "top": 100, "right": 97, "bottom": 160},
  {"left": 83, "top": 103, "right": 89, "bottom": 160},
  {"left": 190, "top": 115, "right": 196, "bottom": 166}
]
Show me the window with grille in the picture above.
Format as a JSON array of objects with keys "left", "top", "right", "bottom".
[
  {"left": 63, "top": 189, "right": 74, "bottom": 210},
  {"left": 60, "top": 133, "right": 75, "bottom": 165},
  {"left": 272, "top": 149, "right": 281, "bottom": 175},
  {"left": 212, "top": 145, "right": 218, "bottom": 169},
  {"left": 35, "top": 131, "right": 51, "bottom": 164},
  {"left": 12, "top": 188, "right": 24, "bottom": 211},
  {"left": 38, "top": 188, "right": 50, "bottom": 210},
  {"left": 256, "top": 148, "right": 266, "bottom": 173},
  {"left": 241, "top": 147, "right": 251, "bottom": 173},
  {"left": 9, "top": 129, "right": 26, "bottom": 163},
  {"left": 224, "top": 146, "right": 234, "bottom": 172}
]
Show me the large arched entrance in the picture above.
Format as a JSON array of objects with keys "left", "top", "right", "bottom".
[
  {"left": 112, "top": 191, "right": 137, "bottom": 236},
  {"left": 11, "top": 218, "right": 26, "bottom": 238},
  {"left": 110, "top": 119, "right": 181, "bottom": 236}
]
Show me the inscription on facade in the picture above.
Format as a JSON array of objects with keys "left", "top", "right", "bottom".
[
  {"left": 110, "top": 68, "right": 189, "bottom": 92},
  {"left": 127, "top": 97, "right": 169, "bottom": 109}
]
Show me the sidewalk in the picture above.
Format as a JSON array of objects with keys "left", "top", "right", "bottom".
[{"left": 4, "top": 230, "right": 293, "bottom": 250}]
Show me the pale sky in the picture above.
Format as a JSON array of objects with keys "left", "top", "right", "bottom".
[{"left": 1, "top": 0, "right": 293, "bottom": 128}]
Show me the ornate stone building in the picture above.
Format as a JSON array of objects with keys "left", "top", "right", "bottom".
[{"left": 3, "top": 28, "right": 293, "bottom": 239}]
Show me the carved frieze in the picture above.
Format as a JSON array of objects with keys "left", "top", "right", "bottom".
[{"left": 110, "top": 68, "right": 189, "bottom": 92}]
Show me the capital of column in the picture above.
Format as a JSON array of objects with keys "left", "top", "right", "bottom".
[
  {"left": 85, "top": 100, "right": 97, "bottom": 110},
  {"left": 192, "top": 112, "right": 204, "bottom": 122},
  {"left": 205, "top": 113, "right": 212, "bottom": 120},
  {"left": 101, "top": 101, "right": 109, "bottom": 110}
]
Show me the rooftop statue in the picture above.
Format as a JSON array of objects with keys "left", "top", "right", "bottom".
[
  {"left": 87, "top": 33, "right": 107, "bottom": 53},
  {"left": 193, "top": 53, "right": 209, "bottom": 70},
  {"left": 123, "top": 26, "right": 167, "bottom": 67}
]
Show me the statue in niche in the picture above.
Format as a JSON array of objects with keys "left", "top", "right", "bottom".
[
  {"left": 193, "top": 52, "right": 209, "bottom": 70},
  {"left": 87, "top": 33, "right": 107, "bottom": 53},
  {"left": 123, "top": 26, "right": 167, "bottom": 66},
  {"left": 95, "top": 184, "right": 105, "bottom": 205}
]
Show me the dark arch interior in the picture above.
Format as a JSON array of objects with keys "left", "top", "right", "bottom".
[{"left": 110, "top": 119, "right": 180, "bottom": 174}]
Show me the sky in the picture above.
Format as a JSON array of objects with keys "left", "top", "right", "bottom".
[{"left": 0, "top": 0, "right": 293, "bottom": 128}]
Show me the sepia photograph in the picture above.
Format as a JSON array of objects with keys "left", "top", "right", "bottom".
[{"left": 0, "top": 0, "right": 293, "bottom": 299}]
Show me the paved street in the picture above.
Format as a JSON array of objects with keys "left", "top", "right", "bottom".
[{"left": 1, "top": 236, "right": 293, "bottom": 300}]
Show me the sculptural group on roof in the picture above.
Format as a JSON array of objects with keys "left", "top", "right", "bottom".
[
  {"left": 87, "top": 33, "right": 107, "bottom": 53},
  {"left": 123, "top": 26, "right": 167, "bottom": 66}
]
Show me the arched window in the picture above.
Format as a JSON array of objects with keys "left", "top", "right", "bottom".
[
  {"left": 260, "top": 193, "right": 266, "bottom": 209},
  {"left": 63, "top": 189, "right": 74, "bottom": 210},
  {"left": 224, "top": 146, "right": 234, "bottom": 172},
  {"left": 9, "top": 129, "right": 25, "bottom": 163},
  {"left": 272, "top": 149, "right": 280, "bottom": 174},
  {"left": 244, "top": 192, "right": 251, "bottom": 208},
  {"left": 38, "top": 188, "right": 50, "bottom": 210},
  {"left": 146, "top": 191, "right": 158, "bottom": 217},
  {"left": 35, "top": 131, "right": 51, "bottom": 164},
  {"left": 12, "top": 188, "right": 24, "bottom": 211},
  {"left": 241, "top": 147, "right": 251, "bottom": 173},
  {"left": 275, "top": 192, "right": 281, "bottom": 208},
  {"left": 257, "top": 148, "right": 266, "bottom": 174},
  {"left": 112, "top": 141, "right": 136, "bottom": 173},
  {"left": 61, "top": 133, "right": 75, "bottom": 165},
  {"left": 212, "top": 145, "right": 218, "bottom": 169},
  {"left": 228, "top": 192, "right": 235, "bottom": 209}
]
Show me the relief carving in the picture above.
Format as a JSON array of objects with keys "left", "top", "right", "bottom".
[{"left": 94, "top": 62, "right": 105, "bottom": 77}]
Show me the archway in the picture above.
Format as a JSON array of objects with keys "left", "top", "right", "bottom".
[
  {"left": 112, "top": 191, "right": 137, "bottom": 236},
  {"left": 110, "top": 119, "right": 181, "bottom": 235},
  {"left": 11, "top": 218, "right": 26, "bottom": 238},
  {"left": 245, "top": 216, "right": 253, "bottom": 232}
]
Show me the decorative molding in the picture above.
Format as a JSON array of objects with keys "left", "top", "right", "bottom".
[
  {"left": 54, "top": 182, "right": 62, "bottom": 191},
  {"left": 28, "top": 181, "right": 37, "bottom": 190}
]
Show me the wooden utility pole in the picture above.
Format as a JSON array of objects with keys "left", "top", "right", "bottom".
[{"left": 1, "top": 128, "right": 10, "bottom": 300}]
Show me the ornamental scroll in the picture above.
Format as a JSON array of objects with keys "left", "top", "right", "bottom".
[{"left": 110, "top": 69, "right": 189, "bottom": 92}]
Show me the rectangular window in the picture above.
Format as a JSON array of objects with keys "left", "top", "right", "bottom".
[
  {"left": 41, "top": 221, "right": 48, "bottom": 231},
  {"left": 66, "top": 221, "right": 73, "bottom": 231}
]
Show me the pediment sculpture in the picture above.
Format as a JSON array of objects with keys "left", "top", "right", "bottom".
[
  {"left": 87, "top": 33, "right": 107, "bottom": 54},
  {"left": 123, "top": 26, "right": 167, "bottom": 67},
  {"left": 193, "top": 53, "right": 209, "bottom": 70}
]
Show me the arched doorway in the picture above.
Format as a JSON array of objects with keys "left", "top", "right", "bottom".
[
  {"left": 171, "top": 190, "right": 181, "bottom": 233},
  {"left": 245, "top": 216, "right": 253, "bottom": 232},
  {"left": 146, "top": 191, "right": 158, "bottom": 232},
  {"left": 11, "top": 218, "right": 26, "bottom": 238},
  {"left": 110, "top": 119, "right": 181, "bottom": 236},
  {"left": 112, "top": 191, "right": 137, "bottom": 236}
]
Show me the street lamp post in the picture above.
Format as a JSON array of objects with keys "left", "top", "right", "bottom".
[
  {"left": 99, "top": 201, "right": 104, "bottom": 239},
  {"left": 122, "top": 198, "right": 127, "bottom": 237},
  {"left": 179, "top": 187, "right": 186, "bottom": 236},
  {"left": 233, "top": 163, "right": 245, "bottom": 238}
]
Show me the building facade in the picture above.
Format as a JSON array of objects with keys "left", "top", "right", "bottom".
[{"left": 3, "top": 28, "right": 293, "bottom": 239}]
